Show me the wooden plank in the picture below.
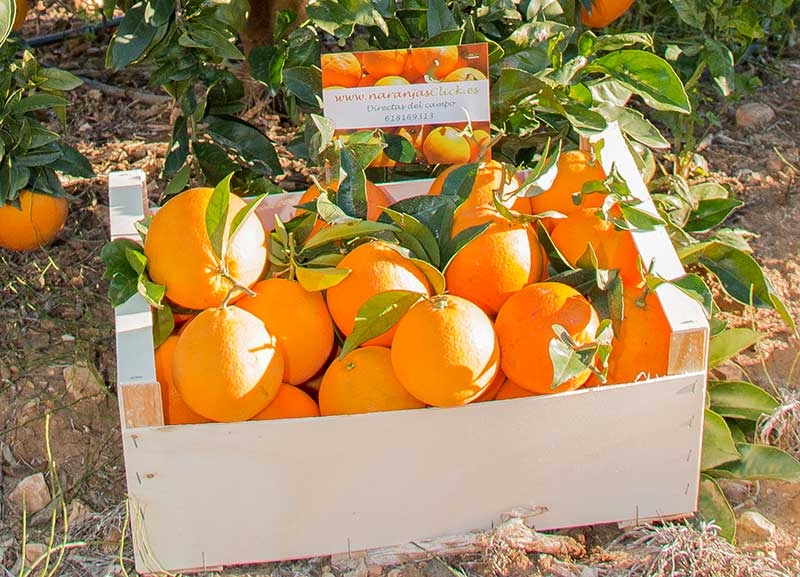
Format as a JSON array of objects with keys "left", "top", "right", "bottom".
[
  {"left": 122, "top": 371, "right": 704, "bottom": 574},
  {"left": 120, "top": 382, "right": 164, "bottom": 429},
  {"left": 109, "top": 172, "right": 163, "bottom": 430},
  {"left": 108, "top": 170, "right": 148, "bottom": 239}
]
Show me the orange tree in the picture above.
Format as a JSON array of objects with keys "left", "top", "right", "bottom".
[
  {"left": 101, "top": 0, "right": 800, "bottom": 542},
  {"left": 0, "top": 8, "right": 95, "bottom": 249}
]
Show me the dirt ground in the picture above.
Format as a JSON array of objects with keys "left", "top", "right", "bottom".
[{"left": 1, "top": 4, "right": 800, "bottom": 577}]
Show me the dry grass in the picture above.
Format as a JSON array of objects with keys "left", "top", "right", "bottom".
[
  {"left": 617, "top": 521, "right": 792, "bottom": 577},
  {"left": 757, "top": 389, "right": 800, "bottom": 459}
]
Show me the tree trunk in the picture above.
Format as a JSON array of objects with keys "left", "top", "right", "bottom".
[{"left": 243, "top": 0, "right": 308, "bottom": 54}]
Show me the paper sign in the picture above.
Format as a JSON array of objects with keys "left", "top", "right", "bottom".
[{"left": 321, "top": 43, "right": 491, "bottom": 167}]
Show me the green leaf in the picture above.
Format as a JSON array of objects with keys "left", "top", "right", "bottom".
[
  {"left": 206, "top": 115, "right": 282, "bottom": 177},
  {"left": 249, "top": 45, "right": 285, "bottom": 91},
  {"left": 302, "top": 221, "right": 400, "bottom": 251},
  {"left": 439, "top": 163, "right": 479, "bottom": 199},
  {"left": 698, "top": 474, "right": 736, "bottom": 543},
  {"left": 409, "top": 258, "right": 446, "bottom": 295},
  {"left": 101, "top": 238, "right": 143, "bottom": 307},
  {"left": 662, "top": 273, "right": 714, "bottom": 319},
  {"left": 307, "top": 0, "right": 356, "bottom": 38},
  {"left": 702, "top": 409, "right": 741, "bottom": 471},
  {"left": 205, "top": 174, "right": 232, "bottom": 261},
  {"left": 152, "top": 306, "right": 175, "bottom": 348},
  {"left": 182, "top": 24, "right": 243, "bottom": 60},
  {"left": 382, "top": 207, "right": 440, "bottom": 267},
  {"left": 283, "top": 66, "right": 323, "bottom": 108},
  {"left": 14, "top": 150, "right": 63, "bottom": 168},
  {"left": 0, "top": 0, "right": 14, "bottom": 46},
  {"left": 441, "top": 222, "right": 491, "bottom": 273},
  {"left": 685, "top": 198, "right": 743, "bottom": 233},
  {"left": 230, "top": 194, "right": 267, "bottom": 244},
  {"left": 669, "top": 0, "right": 706, "bottom": 29},
  {"left": 602, "top": 105, "right": 670, "bottom": 150},
  {"left": 295, "top": 265, "right": 351, "bottom": 292},
  {"left": 51, "top": 143, "right": 95, "bottom": 178},
  {"left": 681, "top": 241, "right": 784, "bottom": 315},
  {"left": 708, "top": 380, "right": 779, "bottom": 421},
  {"left": 108, "top": 3, "right": 163, "bottom": 70},
  {"left": 618, "top": 203, "right": 665, "bottom": 231},
  {"left": 10, "top": 94, "right": 71, "bottom": 114},
  {"left": 338, "top": 146, "right": 369, "bottom": 220},
  {"left": 426, "top": 0, "right": 457, "bottom": 37},
  {"left": 383, "top": 133, "right": 417, "bottom": 163},
  {"left": 708, "top": 327, "right": 759, "bottom": 369},
  {"left": 587, "top": 51, "right": 691, "bottom": 114},
  {"left": 160, "top": 164, "right": 191, "bottom": 203},
  {"left": 703, "top": 39, "right": 735, "bottom": 97},
  {"left": 193, "top": 141, "right": 240, "bottom": 184},
  {"left": 711, "top": 443, "right": 800, "bottom": 482},
  {"left": 548, "top": 323, "right": 600, "bottom": 390},
  {"left": 491, "top": 68, "right": 548, "bottom": 120},
  {"left": 340, "top": 290, "right": 422, "bottom": 357},
  {"left": 163, "top": 115, "right": 189, "bottom": 178},
  {"left": 39, "top": 67, "right": 83, "bottom": 91},
  {"left": 139, "top": 277, "right": 166, "bottom": 309},
  {"left": 694, "top": 243, "right": 776, "bottom": 309}
]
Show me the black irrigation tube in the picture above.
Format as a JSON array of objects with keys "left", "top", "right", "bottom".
[{"left": 24, "top": 15, "right": 123, "bottom": 48}]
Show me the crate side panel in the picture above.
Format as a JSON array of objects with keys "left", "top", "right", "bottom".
[{"left": 124, "top": 372, "right": 704, "bottom": 574}]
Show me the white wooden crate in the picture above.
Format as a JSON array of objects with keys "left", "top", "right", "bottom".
[{"left": 108, "top": 124, "right": 709, "bottom": 575}]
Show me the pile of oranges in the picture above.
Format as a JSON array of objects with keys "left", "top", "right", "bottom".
[{"left": 146, "top": 150, "right": 671, "bottom": 426}]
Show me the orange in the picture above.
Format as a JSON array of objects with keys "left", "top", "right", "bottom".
[
  {"left": 390, "top": 294, "right": 500, "bottom": 407},
  {"left": 359, "top": 49, "right": 409, "bottom": 78},
  {"left": 428, "top": 160, "right": 520, "bottom": 209},
  {"left": 374, "top": 75, "right": 410, "bottom": 86},
  {"left": 12, "top": 0, "right": 27, "bottom": 31},
  {"left": 357, "top": 74, "right": 378, "bottom": 87},
  {"left": 321, "top": 52, "right": 363, "bottom": 88},
  {"left": 469, "top": 129, "right": 492, "bottom": 162},
  {"left": 549, "top": 207, "right": 643, "bottom": 286},
  {"left": 298, "top": 179, "right": 392, "bottom": 222},
  {"left": 445, "top": 206, "right": 545, "bottom": 316},
  {"left": 0, "top": 190, "right": 68, "bottom": 251},
  {"left": 410, "top": 46, "right": 460, "bottom": 79},
  {"left": 495, "top": 282, "right": 601, "bottom": 394},
  {"left": 473, "top": 368, "right": 506, "bottom": 402},
  {"left": 236, "top": 278, "right": 335, "bottom": 385},
  {"left": 154, "top": 335, "right": 211, "bottom": 425},
  {"left": 443, "top": 67, "right": 486, "bottom": 82},
  {"left": 581, "top": 0, "right": 635, "bottom": 28},
  {"left": 318, "top": 346, "right": 426, "bottom": 415},
  {"left": 603, "top": 288, "right": 671, "bottom": 385},
  {"left": 251, "top": 384, "right": 320, "bottom": 420},
  {"left": 325, "top": 241, "right": 431, "bottom": 346},
  {"left": 143, "top": 187, "right": 267, "bottom": 311},
  {"left": 172, "top": 306, "right": 284, "bottom": 422},
  {"left": 422, "top": 126, "right": 471, "bottom": 165},
  {"left": 495, "top": 379, "right": 535, "bottom": 401},
  {"left": 530, "top": 150, "right": 606, "bottom": 217},
  {"left": 512, "top": 195, "right": 533, "bottom": 213}
]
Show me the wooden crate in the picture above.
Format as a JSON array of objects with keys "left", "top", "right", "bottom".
[{"left": 109, "top": 124, "right": 709, "bottom": 575}]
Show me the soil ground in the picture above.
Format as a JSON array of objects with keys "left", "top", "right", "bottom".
[{"left": 1, "top": 4, "right": 800, "bottom": 577}]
